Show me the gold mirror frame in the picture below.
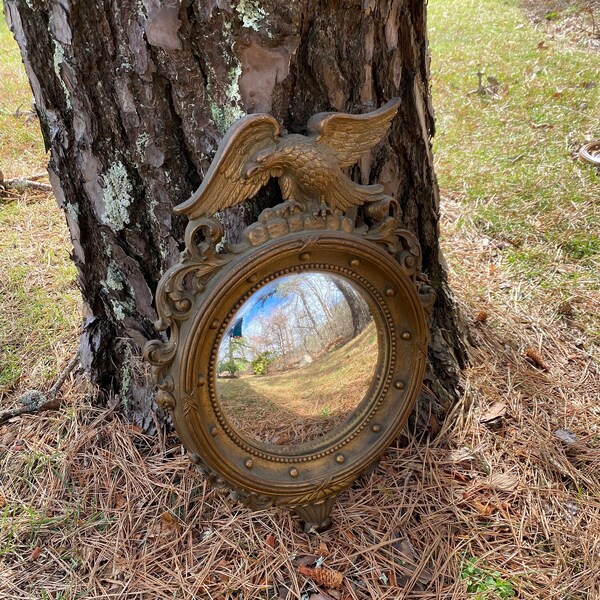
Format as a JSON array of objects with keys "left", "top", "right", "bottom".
[{"left": 145, "top": 100, "right": 435, "bottom": 530}]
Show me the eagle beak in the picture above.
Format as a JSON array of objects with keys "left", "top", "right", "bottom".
[{"left": 245, "top": 162, "right": 261, "bottom": 179}]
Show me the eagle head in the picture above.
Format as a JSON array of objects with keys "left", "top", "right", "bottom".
[{"left": 243, "top": 145, "right": 281, "bottom": 179}]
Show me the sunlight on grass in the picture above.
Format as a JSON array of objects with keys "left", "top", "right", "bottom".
[
  {"left": 218, "top": 323, "right": 378, "bottom": 444},
  {"left": 0, "top": 195, "right": 80, "bottom": 396},
  {"left": 0, "top": 12, "right": 47, "bottom": 176},
  {"left": 0, "top": 3, "right": 598, "bottom": 598},
  {"left": 430, "top": 0, "right": 599, "bottom": 336},
  {"left": 0, "top": 13, "right": 79, "bottom": 399}
]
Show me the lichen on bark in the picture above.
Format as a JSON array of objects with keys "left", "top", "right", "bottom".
[
  {"left": 51, "top": 39, "right": 71, "bottom": 108},
  {"left": 208, "top": 63, "right": 245, "bottom": 134},
  {"left": 236, "top": 0, "right": 266, "bottom": 31},
  {"left": 100, "top": 162, "right": 134, "bottom": 231}
]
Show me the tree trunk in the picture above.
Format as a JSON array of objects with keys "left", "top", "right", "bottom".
[{"left": 4, "top": 0, "right": 467, "bottom": 432}]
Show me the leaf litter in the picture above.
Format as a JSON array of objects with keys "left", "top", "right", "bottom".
[
  {"left": 1, "top": 188, "right": 599, "bottom": 597},
  {"left": 1, "top": 303, "right": 598, "bottom": 599}
]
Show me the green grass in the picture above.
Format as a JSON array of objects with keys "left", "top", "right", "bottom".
[
  {"left": 0, "top": 14, "right": 79, "bottom": 399},
  {"left": 430, "top": 0, "right": 599, "bottom": 336},
  {"left": 0, "top": 194, "right": 80, "bottom": 395},
  {"left": 461, "top": 557, "right": 516, "bottom": 599},
  {"left": 218, "top": 323, "right": 378, "bottom": 444},
  {"left": 0, "top": 11, "right": 47, "bottom": 175}
]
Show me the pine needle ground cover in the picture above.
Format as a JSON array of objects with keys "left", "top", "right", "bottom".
[{"left": 1, "top": 1, "right": 598, "bottom": 598}]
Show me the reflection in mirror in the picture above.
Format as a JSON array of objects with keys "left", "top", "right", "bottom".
[{"left": 216, "top": 273, "right": 379, "bottom": 445}]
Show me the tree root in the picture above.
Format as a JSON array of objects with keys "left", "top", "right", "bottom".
[{"left": 0, "top": 353, "right": 81, "bottom": 426}]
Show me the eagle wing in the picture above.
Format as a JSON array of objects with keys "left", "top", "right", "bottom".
[
  {"left": 306, "top": 98, "right": 400, "bottom": 168},
  {"left": 326, "top": 176, "right": 388, "bottom": 213},
  {"left": 174, "top": 114, "right": 280, "bottom": 219}
]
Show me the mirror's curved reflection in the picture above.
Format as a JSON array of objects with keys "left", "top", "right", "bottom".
[{"left": 217, "top": 273, "right": 378, "bottom": 445}]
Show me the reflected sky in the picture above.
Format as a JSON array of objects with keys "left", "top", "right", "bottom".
[{"left": 219, "top": 273, "right": 370, "bottom": 369}]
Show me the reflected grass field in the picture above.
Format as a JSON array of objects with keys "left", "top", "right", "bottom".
[{"left": 218, "top": 323, "right": 378, "bottom": 444}]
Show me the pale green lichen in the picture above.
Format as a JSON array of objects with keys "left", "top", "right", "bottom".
[
  {"left": 65, "top": 202, "right": 79, "bottom": 220},
  {"left": 208, "top": 63, "right": 245, "bottom": 134},
  {"left": 102, "top": 261, "right": 137, "bottom": 319},
  {"left": 136, "top": 132, "right": 150, "bottom": 154},
  {"left": 107, "top": 296, "right": 137, "bottom": 321},
  {"left": 120, "top": 342, "right": 133, "bottom": 411},
  {"left": 105, "top": 262, "right": 125, "bottom": 292},
  {"left": 111, "top": 300, "right": 126, "bottom": 321},
  {"left": 107, "top": 293, "right": 136, "bottom": 320},
  {"left": 236, "top": 0, "right": 266, "bottom": 31},
  {"left": 52, "top": 40, "right": 72, "bottom": 109},
  {"left": 101, "top": 162, "right": 134, "bottom": 231},
  {"left": 122, "top": 349, "right": 132, "bottom": 391},
  {"left": 204, "top": 22, "right": 246, "bottom": 133},
  {"left": 101, "top": 245, "right": 133, "bottom": 321}
]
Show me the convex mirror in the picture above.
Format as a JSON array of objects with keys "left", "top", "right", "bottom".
[
  {"left": 217, "top": 272, "right": 378, "bottom": 446},
  {"left": 145, "top": 98, "right": 435, "bottom": 531}
]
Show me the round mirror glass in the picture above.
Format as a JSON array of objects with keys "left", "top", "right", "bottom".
[{"left": 216, "top": 273, "right": 379, "bottom": 446}]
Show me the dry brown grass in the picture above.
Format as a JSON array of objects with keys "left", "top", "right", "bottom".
[
  {"left": 1, "top": 200, "right": 598, "bottom": 598},
  {"left": 520, "top": 0, "right": 600, "bottom": 53}
]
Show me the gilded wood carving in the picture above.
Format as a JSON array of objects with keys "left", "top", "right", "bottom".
[{"left": 145, "top": 99, "right": 435, "bottom": 531}]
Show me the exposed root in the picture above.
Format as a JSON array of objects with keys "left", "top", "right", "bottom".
[{"left": 0, "top": 353, "right": 80, "bottom": 425}]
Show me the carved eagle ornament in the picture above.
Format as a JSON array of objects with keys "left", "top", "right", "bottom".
[{"left": 175, "top": 98, "right": 401, "bottom": 219}]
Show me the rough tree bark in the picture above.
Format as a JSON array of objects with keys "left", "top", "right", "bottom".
[{"left": 4, "top": 0, "right": 467, "bottom": 432}]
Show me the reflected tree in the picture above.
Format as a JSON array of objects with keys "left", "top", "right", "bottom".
[{"left": 331, "top": 279, "right": 371, "bottom": 337}]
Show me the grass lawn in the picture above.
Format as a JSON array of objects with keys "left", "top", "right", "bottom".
[
  {"left": 430, "top": 0, "right": 599, "bottom": 340},
  {"left": 0, "top": 10, "right": 79, "bottom": 400},
  {"left": 0, "top": 13, "right": 47, "bottom": 176},
  {"left": 0, "top": 1, "right": 599, "bottom": 598}
]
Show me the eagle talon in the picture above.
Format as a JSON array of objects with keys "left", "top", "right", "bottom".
[
  {"left": 313, "top": 202, "right": 333, "bottom": 219},
  {"left": 284, "top": 200, "right": 304, "bottom": 216}
]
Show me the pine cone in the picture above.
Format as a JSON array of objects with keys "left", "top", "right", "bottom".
[
  {"left": 525, "top": 347, "right": 549, "bottom": 371},
  {"left": 297, "top": 565, "right": 344, "bottom": 588},
  {"left": 474, "top": 310, "right": 488, "bottom": 324}
]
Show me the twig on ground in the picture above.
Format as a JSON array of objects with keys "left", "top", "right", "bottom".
[
  {"left": 5, "top": 172, "right": 47, "bottom": 181},
  {"left": 0, "top": 352, "right": 80, "bottom": 425},
  {"left": 0, "top": 170, "right": 52, "bottom": 193},
  {"left": 0, "top": 177, "right": 52, "bottom": 192}
]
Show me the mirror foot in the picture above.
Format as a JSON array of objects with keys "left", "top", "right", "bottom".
[{"left": 294, "top": 497, "right": 336, "bottom": 533}]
